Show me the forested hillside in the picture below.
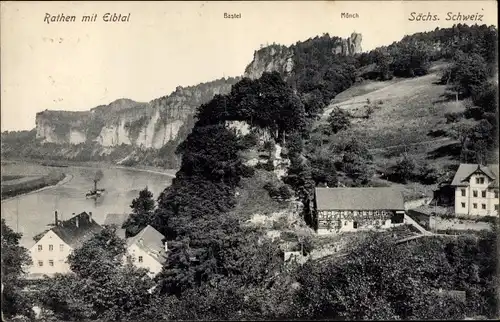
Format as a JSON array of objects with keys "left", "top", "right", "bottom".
[{"left": 2, "top": 24, "right": 498, "bottom": 321}]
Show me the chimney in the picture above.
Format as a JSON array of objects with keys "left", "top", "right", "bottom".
[
  {"left": 89, "top": 212, "right": 92, "bottom": 222},
  {"left": 54, "top": 211, "right": 58, "bottom": 226},
  {"left": 75, "top": 215, "right": 79, "bottom": 228}
]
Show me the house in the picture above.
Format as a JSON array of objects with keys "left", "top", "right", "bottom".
[
  {"left": 451, "top": 164, "right": 499, "bottom": 216},
  {"left": 27, "top": 211, "right": 102, "bottom": 278},
  {"left": 313, "top": 187, "right": 406, "bottom": 235},
  {"left": 103, "top": 213, "right": 129, "bottom": 239},
  {"left": 125, "top": 225, "right": 168, "bottom": 277}
]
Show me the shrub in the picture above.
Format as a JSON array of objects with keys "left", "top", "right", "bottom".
[
  {"left": 327, "top": 107, "right": 351, "bottom": 134},
  {"left": 444, "top": 112, "right": 464, "bottom": 123}
]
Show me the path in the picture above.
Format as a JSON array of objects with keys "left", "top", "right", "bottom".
[
  {"left": 404, "top": 214, "right": 431, "bottom": 235},
  {"left": 368, "top": 137, "right": 455, "bottom": 153}
]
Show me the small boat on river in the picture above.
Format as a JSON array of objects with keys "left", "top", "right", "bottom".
[{"left": 85, "top": 181, "right": 106, "bottom": 199}]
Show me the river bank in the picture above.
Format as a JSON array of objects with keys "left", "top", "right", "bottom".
[
  {"left": 1, "top": 159, "right": 177, "bottom": 201},
  {"left": 1, "top": 172, "right": 67, "bottom": 201},
  {"left": 2, "top": 158, "right": 178, "bottom": 177}
]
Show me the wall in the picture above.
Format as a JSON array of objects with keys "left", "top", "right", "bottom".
[
  {"left": 404, "top": 197, "right": 433, "bottom": 211},
  {"left": 316, "top": 209, "right": 404, "bottom": 234},
  {"left": 126, "top": 243, "right": 164, "bottom": 277},
  {"left": 28, "top": 230, "right": 72, "bottom": 277}
]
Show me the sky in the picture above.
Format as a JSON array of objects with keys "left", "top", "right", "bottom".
[{"left": 1, "top": 1, "right": 498, "bottom": 131}]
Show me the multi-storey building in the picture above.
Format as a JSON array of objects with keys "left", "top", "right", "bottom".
[
  {"left": 27, "top": 211, "right": 102, "bottom": 278},
  {"left": 451, "top": 164, "right": 499, "bottom": 216}
]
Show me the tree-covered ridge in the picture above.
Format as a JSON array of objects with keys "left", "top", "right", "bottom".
[{"left": 357, "top": 24, "right": 497, "bottom": 80}]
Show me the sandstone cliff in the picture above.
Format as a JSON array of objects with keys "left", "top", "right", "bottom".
[
  {"left": 32, "top": 31, "right": 362, "bottom": 163},
  {"left": 35, "top": 78, "right": 239, "bottom": 149}
]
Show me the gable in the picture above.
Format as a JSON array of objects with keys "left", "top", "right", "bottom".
[
  {"left": 31, "top": 230, "right": 70, "bottom": 251},
  {"left": 451, "top": 164, "right": 498, "bottom": 186},
  {"left": 127, "top": 243, "right": 163, "bottom": 265}
]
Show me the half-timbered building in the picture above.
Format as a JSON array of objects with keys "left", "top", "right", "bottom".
[{"left": 313, "top": 187, "right": 406, "bottom": 235}]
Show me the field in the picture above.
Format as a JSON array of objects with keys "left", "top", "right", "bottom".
[
  {"left": 1, "top": 160, "right": 65, "bottom": 200},
  {"left": 321, "top": 62, "right": 473, "bottom": 172},
  {"left": 311, "top": 61, "right": 486, "bottom": 200}
]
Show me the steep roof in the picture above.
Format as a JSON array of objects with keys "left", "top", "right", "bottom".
[
  {"left": 51, "top": 212, "right": 102, "bottom": 248},
  {"left": 450, "top": 164, "right": 499, "bottom": 187},
  {"left": 127, "top": 225, "right": 167, "bottom": 265},
  {"left": 314, "top": 187, "right": 405, "bottom": 211}
]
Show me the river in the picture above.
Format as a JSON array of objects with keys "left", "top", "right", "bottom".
[{"left": 1, "top": 164, "right": 174, "bottom": 248}]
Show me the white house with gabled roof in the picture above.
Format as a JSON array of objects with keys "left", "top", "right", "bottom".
[
  {"left": 451, "top": 164, "right": 499, "bottom": 216},
  {"left": 27, "top": 211, "right": 102, "bottom": 279},
  {"left": 124, "top": 225, "right": 168, "bottom": 277}
]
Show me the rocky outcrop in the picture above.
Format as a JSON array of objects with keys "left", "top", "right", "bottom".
[
  {"left": 244, "top": 45, "right": 294, "bottom": 80},
  {"left": 33, "top": 31, "right": 363, "bottom": 158},
  {"left": 333, "top": 32, "right": 363, "bottom": 56},
  {"left": 244, "top": 33, "right": 362, "bottom": 80}
]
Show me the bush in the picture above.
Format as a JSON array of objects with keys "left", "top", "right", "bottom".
[
  {"left": 391, "top": 154, "right": 417, "bottom": 184},
  {"left": 264, "top": 182, "right": 294, "bottom": 201},
  {"left": 444, "top": 112, "right": 463, "bottom": 123},
  {"left": 327, "top": 107, "right": 351, "bottom": 134}
]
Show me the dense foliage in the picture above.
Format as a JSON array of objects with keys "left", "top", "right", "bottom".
[
  {"left": 37, "top": 227, "right": 162, "bottom": 321},
  {"left": 8, "top": 24, "right": 500, "bottom": 321},
  {"left": 292, "top": 231, "right": 498, "bottom": 320},
  {"left": 1, "top": 219, "right": 33, "bottom": 320},
  {"left": 122, "top": 187, "right": 156, "bottom": 238}
]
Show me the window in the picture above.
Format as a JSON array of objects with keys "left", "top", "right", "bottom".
[
  {"left": 473, "top": 203, "right": 477, "bottom": 209},
  {"left": 38, "top": 261, "right": 43, "bottom": 267},
  {"left": 49, "top": 260, "right": 54, "bottom": 267},
  {"left": 473, "top": 190, "right": 478, "bottom": 197},
  {"left": 344, "top": 221, "right": 347, "bottom": 226},
  {"left": 495, "top": 191, "right": 499, "bottom": 199},
  {"left": 476, "top": 177, "right": 485, "bottom": 184},
  {"left": 461, "top": 202, "right": 466, "bottom": 208},
  {"left": 353, "top": 221, "right": 358, "bottom": 229},
  {"left": 138, "top": 256, "right": 143, "bottom": 263},
  {"left": 49, "top": 244, "right": 53, "bottom": 251},
  {"left": 495, "top": 205, "right": 499, "bottom": 211},
  {"left": 482, "top": 204, "right": 486, "bottom": 209},
  {"left": 482, "top": 191, "right": 486, "bottom": 198},
  {"left": 37, "top": 245, "right": 42, "bottom": 251},
  {"left": 461, "top": 189, "right": 466, "bottom": 197},
  {"left": 60, "top": 244, "right": 64, "bottom": 252}
]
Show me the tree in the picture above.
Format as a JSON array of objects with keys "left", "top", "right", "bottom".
[
  {"left": 1, "top": 219, "right": 34, "bottom": 320},
  {"left": 38, "top": 227, "right": 158, "bottom": 321},
  {"left": 327, "top": 107, "right": 351, "bottom": 134},
  {"left": 310, "top": 153, "right": 338, "bottom": 187},
  {"left": 340, "top": 138, "right": 373, "bottom": 185},
  {"left": 123, "top": 187, "right": 156, "bottom": 238},
  {"left": 292, "top": 232, "right": 490, "bottom": 320},
  {"left": 392, "top": 153, "right": 417, "bottom": 184},
  {"left": 448, "top": 52, "right": 488, "bottom": 97}
]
